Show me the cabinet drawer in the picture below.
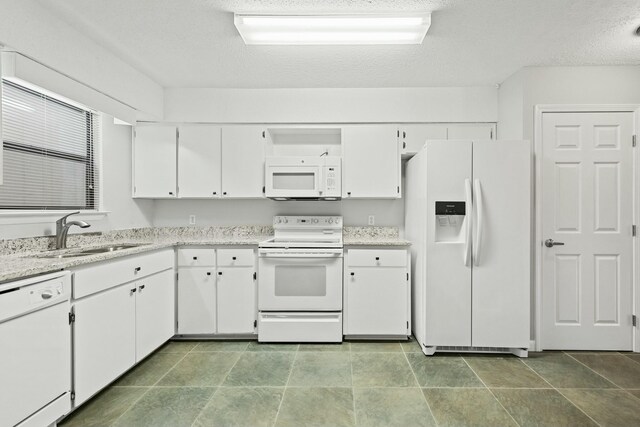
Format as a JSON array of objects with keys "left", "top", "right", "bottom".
[
  {"left": 73, "top": 249, "right": 174, "bottom": 299},
  {"left": 178, "top": 248, "right": 216, "bottom": 267},
  {"left": 217, "top": 249, "right": 254, "bottom": 267},
  {"left": 347, "top": 249, "right": 407, "bottom": 267}
]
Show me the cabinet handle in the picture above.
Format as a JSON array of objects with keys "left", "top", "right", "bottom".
[
  {"left": 213, "top": 191, "right": 217, "bottom": 195},
  {"left": 139, "top": 285, "right": 145, "bottom": 291},
  {"left": 403, "top": 131, "right": 406, "bottom": 138},
  {"left": 193, "top": 256, "right": 198, "bottom": 260},
  {"left": 134, "top": 267, "right": 141, "bottom": 273},
  {"left": 218, "top": 272, "right": 223, "bottom": 276},
  {"left": 347, "top": 192, "right": 351, "bottom": 196},
  {"left": 223, "top": 191, "right": 227, "bottom": 196},
  {"left": 350, "top": 272, "right": 355, "bottom": 276},
  {"left": 130, "top": 288, "right": 137, "bottom": 295},
  {"left": 375, "top": 257, "right": 380, "bottom": 261},
  {"left": 232, "top": 256, "right": 237, "bottom": 260},
  {"left": 169, "top": 192, "right": 174, "bottom": 195},
  {"left": 207, "top": 272, "right": 212, "bottom": 276}
]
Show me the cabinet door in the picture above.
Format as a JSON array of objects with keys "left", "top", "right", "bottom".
[
  {"left": 221, "top": 126, "right": 266, "bottom": 198},
  {"left": 178, "top": 267, "right": 216, "bottom": 334},
  {"left": 400, "top": 124, "right": 448, "bottom": 155},
  {"left": 133, "top": 126, "right": 177, "bottom": 198},
  {"left": 344, "top": 267, "right": 408, "bottom": 336},
  {"left": 447, "top": 124, "right": 495, "bottom": 140},
  {"left": 73, "top": 284, "right": 136, "bottom": 405},
  {"left": 216, "top": 268, "right": 256, "bottom": 334},
  {"left": 342, "top": 125, "right": 400, "bottom": 198},
  {"left": 178, "top": 125, "right": 222, "bottom": 198},
  {"left": 136, "top": 269, "right": 175, "bottom": 361}
]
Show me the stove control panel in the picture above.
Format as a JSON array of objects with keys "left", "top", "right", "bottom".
[{"left": 273, "top": 216, "right": 342, "bottom": 228}]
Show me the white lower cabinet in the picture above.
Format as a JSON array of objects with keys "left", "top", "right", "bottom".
[
  {"left": 343, "top": 248, "right": 411, "bottom": 337},
  {"left": 135, "top": 269, "right": 176, "bottom": 360},
  {"left": 178, "top": 268, "right": 216, "bottom": 334},
  {"left": 73, "top": 284, "right": 136, "bottom": 405},
  {"left": 216, "top": 267, "right": 256, "bottom": 334},
  {"left": 177, "top": 248, "right": 257, "bottom": 335},
  {"left": 72, "top": 250, "right": 175, "bottom": 406}
]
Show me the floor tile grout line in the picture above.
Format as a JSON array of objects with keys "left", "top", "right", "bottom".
[
  {"left": 349, "top": 349, "right": 357, "bottom": 426},
  {"left": 109, "top": 347, "right": 193, "bottom": 426},
  {"left": 460, "top": 356, "right": 521, "bottom": 427},
  {"left": 401, "top": 348, "right": 439, "bottom": 426},
  {"left": 563, "top": 353, "right": 623, "bottom": 389},
  {"left": 518, "top": 357, "right": 602, "bottom": 427},
  {"left": 271, "top": 345, "right": 298, "bottom": 427}
]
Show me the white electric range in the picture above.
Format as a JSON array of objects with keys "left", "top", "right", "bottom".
[{"left": 258, "top": 215, "right": 343, "bottom": 342}]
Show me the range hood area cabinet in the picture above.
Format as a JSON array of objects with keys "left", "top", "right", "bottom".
[
  {"left": 342, "top": 125, "right": 401, "bottom": 199},
  {"left": 133, "top": 125, "right": 267, "bottom": 199}
]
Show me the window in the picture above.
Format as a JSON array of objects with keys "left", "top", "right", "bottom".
[{"left": 0, "top": 80, "right": 100, "bottom": 210}]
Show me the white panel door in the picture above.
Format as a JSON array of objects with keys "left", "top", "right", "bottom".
[
  {"left": 447, "top": 124, "right": 495, "bottom": 140},
  {"left": 133, "top": 126, "right": 177, "bottom": 198},
  {"left": 135, "top": 269, "right": 175, "bottom": 360},
  {"left": 425, "top": 140, "right": 472, "bottom": 346},
  {"left": 178, "top": 125, "right": 222, "bottom": 198},
  {"left": 400, "top": 124, "right": 448, "bottom": 156},
  {"left": 216, "top": 268, "right": 256, "bottom": 334},
  {"left": 344, "top": 267, "right": 408, "bottom": 336},
  {"left": 178, "top": 268, "right": 216, "bottom": 334},
  {"left": 342, "top": 125, "right": 400, "bottom": 198},
  {"left": 542, "top": 112, "right": 634, "bottom": 350},
  {"left": 73, "top": 284, "right": 136, "bottom": 405},
  {"left": 221, "top": 126, "right": 266, "bottom": 198},
  {"left": 471, "top": 140, "right": 531, "bottom": 348}
]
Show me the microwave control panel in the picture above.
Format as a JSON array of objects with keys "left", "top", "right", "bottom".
[{"left": 324, "top": 166, "right": 338, "bottom": 191}]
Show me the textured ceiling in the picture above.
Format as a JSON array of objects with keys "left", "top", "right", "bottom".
[{"left": 36, "top": 0, "right": 640, "bottom": 88}]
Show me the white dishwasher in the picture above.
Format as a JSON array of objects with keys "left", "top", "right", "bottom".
[{"left": 0, "top": 271, "right": 72, "bottom": 427}]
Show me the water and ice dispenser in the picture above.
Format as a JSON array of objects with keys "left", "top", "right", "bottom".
[{"left": 434, "top": 201, "right": 466, "bottom": 242}]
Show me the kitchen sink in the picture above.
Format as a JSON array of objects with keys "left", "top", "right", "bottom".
[{"left": 32, "top": 243, "right": 149, "bottom": 258}]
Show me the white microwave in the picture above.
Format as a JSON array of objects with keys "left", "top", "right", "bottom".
[{"left": 265, "top": 156, "right": 341, "bottom": 200}]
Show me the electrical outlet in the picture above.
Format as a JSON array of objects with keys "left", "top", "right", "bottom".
[
  {"left": 189, "top": 215, "right": 196, "bottom": 225},
  {"left": 368, "top": 215, "right": 375, "bottom": 226}
]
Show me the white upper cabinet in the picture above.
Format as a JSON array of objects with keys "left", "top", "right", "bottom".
[
  {"left": 342, "top": 125, "right": 400, "bottom": 199},
  {"left": 221, "top": 126, "right": 266, "bottom": 198},
  {"left": 178, "top": 125, "right": 222, "bottom": 198},
  {"left": 400, "top": 124, "right": 448, "bottom": 156},
  {"left": 447, "top": 123, "right": 495, "bottom": 140},
  {"left": 133, "top": 126, "right": 177, "bottom": 198}
]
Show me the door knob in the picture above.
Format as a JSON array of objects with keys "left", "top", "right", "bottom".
[{"left": 545, "top": 239, "right": 565, "bottom": 248}]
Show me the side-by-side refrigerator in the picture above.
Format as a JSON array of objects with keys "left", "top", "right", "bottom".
[{"left": 405, "top": 140, "right": 531, "bottom": 357}]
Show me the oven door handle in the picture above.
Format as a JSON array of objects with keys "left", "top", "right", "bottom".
[{"left": 259, "top": 249, "right": 343, "bottom": 258}]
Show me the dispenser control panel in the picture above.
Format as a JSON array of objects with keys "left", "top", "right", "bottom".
[{"left": 435, "top": 201, "right": 465, "bottom": 215}]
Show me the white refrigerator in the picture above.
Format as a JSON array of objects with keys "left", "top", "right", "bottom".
[{"left": 405, "top": 140, "right": 531, "bottom": 356}]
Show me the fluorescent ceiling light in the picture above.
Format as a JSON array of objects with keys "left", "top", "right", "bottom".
[{"left": 234, "top": 13, "right": 431, "bottom": 45}]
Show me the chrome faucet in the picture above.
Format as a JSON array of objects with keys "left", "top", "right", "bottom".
[{"left": 55, "top": 211, "right": 91, "bottom": 249}]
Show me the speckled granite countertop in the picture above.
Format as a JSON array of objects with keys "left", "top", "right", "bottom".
[{"left": 0, "top": 226, "right": 410, "bottom": 283}]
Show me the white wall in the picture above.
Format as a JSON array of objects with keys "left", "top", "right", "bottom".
[
  {"left": 164, "top": 87, "right": 498, "bottom": 123},
  {"left": 0, "top": 0, "right": 163, "bottom": 119},
  {"left": 0, "top": 114, "right": 154, "bottom": 239}
]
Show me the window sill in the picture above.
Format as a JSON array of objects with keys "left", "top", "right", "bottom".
[{"left": 0, "top": 210, "right": 110, "bottom": 225}]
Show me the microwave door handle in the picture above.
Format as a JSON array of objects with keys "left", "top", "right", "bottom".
[{"left": 318, "top": 166, "right": 324, "bottom": 196}]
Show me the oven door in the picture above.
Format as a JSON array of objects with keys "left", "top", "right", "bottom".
[
  {"left": 258, "top": 248, "right": 343, "bottom": 311},
  {"left": 266, "top": 166, "right": 321, "bottom": 199}
]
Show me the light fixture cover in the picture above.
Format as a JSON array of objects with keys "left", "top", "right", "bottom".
[{"left": 234, "top": 13, "right": 431, "bottom": 45}]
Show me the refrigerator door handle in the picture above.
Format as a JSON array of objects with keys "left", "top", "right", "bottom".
[
  {"left": 464, "top": 178, "right": 473, "bottom": 266},
  {"left": 473, "top": 179, "right": 484, "bottom": 266}
]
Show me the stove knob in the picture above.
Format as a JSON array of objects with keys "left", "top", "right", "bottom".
[
  {"left": 328, "top": 218, "right": 334, "bottom": 224},
  {"left": 283, "top": 218, "right": 288, "bottom": 224},
  {"left": 313, "top": 219, "right": 319, "bottom": 224},
  {"left": 276, "top": 218, "right": 282, "bottom": 224}
]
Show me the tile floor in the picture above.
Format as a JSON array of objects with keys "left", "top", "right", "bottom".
[{"left": 59, "top": 339, "right": 640, "bottom": 427}]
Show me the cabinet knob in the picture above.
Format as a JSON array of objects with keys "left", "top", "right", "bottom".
[
  {"left": 350, "top": 272, "right": 355, "bottom": 276},
  {"left": 347, "top": 192, "right": 351, "bottom": 196},
  {"left": 169, "top": 192, "right": 174, "bottom": 195},
  {"left": 213, "top": 191, "right": 217, "bottom": 195},
  {"left": 375, "top": 257, "right": 380, "bottom": 261},
  {"left": 193, "top": 256, "right": 198, "bottom": 260},
  {"left": 232, "top": 256, "right": 237, "bottom": 260},
  {"left": 139, "top": 285, "right": 145, "bottom": 291},
  {"left": 207, "top": 272, "right": 211, "bottom": 276},
  {"left": 223, "top": 191, "right": 227, "bottom": 196},
  {"left": 134, "top": 267, "right": 141, "bottom": 273},
  {"left": 218, "top": 272, "right": 223, "bottom": 276},
  {"left": 130, "top": 288, "right": 137, "bottom": 295}
]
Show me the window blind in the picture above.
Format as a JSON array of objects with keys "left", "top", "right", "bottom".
[{"left": 0, "top": 80, "right": 100, "bottom": 210}]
